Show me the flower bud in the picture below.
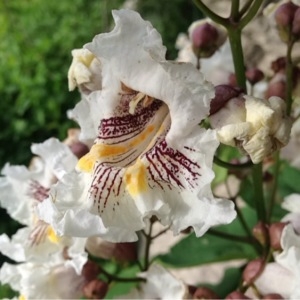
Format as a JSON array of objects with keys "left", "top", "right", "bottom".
[
  {"left": 189, "top": 20, "right": 227, "bottom": 58},
  {"left": 252, "top": 222, "right": 269, "bottom": 246},
  {"left": 209, "top": 85, "right": 242, "bottom": 115},
  {"left": 262, "top": 293, "right": 284, "bottom": 300},
  {"left": 242, "top": 258, "right": 265, "bottom": 284},
  {"left": 275, "top": 2, "right": 298, "bottom": 27},
  {"left": 269, "top": 222, "right": 287, "bottom": 251},
  {"left": 113, "top": 242, "right": 138, "bottom": 262},
  {"left": 193, "top": 287, "right": 219, "bottom": 299},
  {"left": 228, "top": 73, "right": 237, "bottom": 87},
  {"left": 82, "top": 279, "right": 109, "bottom": 299},
  {"left": 81, "top": 260, "right": 100, "bottom": 282},
  {"left": 225, "top": 291, "right": 250, "bottom": 299},
  {"left": 275, "top": 2, "right": 298, "bottom": 42},
  {"left": 246, "top": 68, "right": 264, "bottom": 85},
  {"left": 69, "top": 141, "right": 90, "bottom": 159},
  {"left": 292, "top": 7, "right": 300, "bottom": 37},
  {"left": 265, "top": 79, "right": 286, "bottom": 99}
]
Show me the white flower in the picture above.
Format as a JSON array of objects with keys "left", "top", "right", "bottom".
[
  {"left": 0, "top": 138, "right": 88, "bottom": 271},
  {"left": 0, "top": 261, "right": 86, "bottom": 300},
  {"left": 254, "top": 224, "right": 300, "bottom": 299},
  {"left": 118, "top": 264, "right": 189, "bottom": 299},
  {"left": 38, "top": 9, "right": 236, "bottom": 243},
  {"left": 210, "top": 95, "right": 292, "bottom": 163}
]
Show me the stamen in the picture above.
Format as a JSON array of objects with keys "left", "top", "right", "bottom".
[{"left": 27, "top": 180, "right": 50, "bottom": 202}]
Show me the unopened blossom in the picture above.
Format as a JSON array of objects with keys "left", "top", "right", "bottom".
[
  {"left": 176, "top": 33, "right": 234, "bottom": 85},
  {"left": 188, "top": 19, "right": 227, "bottom": 58},
  {"left": 68, "top": 48, "right": 102, "bottom": 94},
  {"left": 210, "top": 94, "right": 292, "bottom": 164},
  {"left": 37, "top": 9, "right": 236, "bottom": 243}
]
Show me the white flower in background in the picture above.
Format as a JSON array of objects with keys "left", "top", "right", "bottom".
[
  {"left": 0, "top": 260, "right": 86, "bottom": 300},
  {"left": 0, "top": 138, "right": 88, "bottom": 270},
  {"left": 68, "top": 48, "right": 102, "bottom": 94},
  {"left": 118, "top": 264, "right": 189, "bottom": 299},
  {"left": 210, "top": 95, "right": 292, "bottom": 163},
  {"left": 281, "top": 117, "right": 300, "bottom": 168},
  {"left": 38, "top": 9, "right": 236, "bottom": 243},
  {"left": 254, "top": 224, "right": 300, "bottom": 299}
]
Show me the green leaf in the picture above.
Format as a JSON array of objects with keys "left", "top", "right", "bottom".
[
  {"left": 201, "top": 266, "right": 243, "bottom": 298},
  {"left": 240, "top": 178, "right": 255, "bottom": 208},
  {"left": 278, "top": 161, "right": 300, "bottom": 197},
  {"left": 104, "top": 265, "right": 140, "bottom": 299},
  {"left": 155, "top": 207, "right": 257, "bottom": 268}
]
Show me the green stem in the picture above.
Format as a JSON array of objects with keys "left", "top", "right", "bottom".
[
  {"left": 267, "top": 151, "right": 280, "bottom": 223},
  {"left": 142, "top": 222, "right": 153, "bottom": 271},
  {"left": 230, "top": 0, "right": 240, "bottom": 21},
  {"left": 239, "top": 0, "right": 253, "bottom": 18},
  {"left": 252, "top": 163, "right": 266, "bottom": 223},
  {"left": 214, "top": 155, "right": 253, "bottom": 169},
  {"left": 100, "top": 267, "right": 145, "bottom": 283},
  {"left": 192, "top": 0, "right": 228, "bottom": 27},
  {"left": 239, "top": 0, "right": 263, "bottom": 29},
  {"left": 286, "top": 40, "right": 295, "bottom": 116},
  {"left": 227, "top": 28, "right": 247, "bottom": 91}
]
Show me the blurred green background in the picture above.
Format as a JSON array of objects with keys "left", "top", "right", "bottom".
[{"left": 0, "top": 0, "right": 202, "bottom": 297}]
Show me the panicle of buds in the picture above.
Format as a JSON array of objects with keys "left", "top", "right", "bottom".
[
  {"left": 252, "top": 222, "right": 269, "bottom": 246},
  {"left": 275, "top": 1, "right": 300, "bottom": 42},
  {"left": 242, "top": 258, "right": 265, "bottom": 285},
  {"left": 269, "top": 222, "right": 288, "bottom": 251},
  {"left": 188, "top": 19, "right": 227, "bottom": 58}
]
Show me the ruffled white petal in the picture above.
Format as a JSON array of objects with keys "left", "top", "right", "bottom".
[{"left": 85, "top": 9, "right": 214, "bottom": 143}]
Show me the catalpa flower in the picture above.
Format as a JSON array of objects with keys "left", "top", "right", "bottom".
[
  {"left": 38, "top": 9, "right": 236, "bottom": 242},
  {"left": 0, "top": 138, "right": 87, "bottom": 272},
  {"left": 210, "top": 93, "right": 292, "bottom": 164}
]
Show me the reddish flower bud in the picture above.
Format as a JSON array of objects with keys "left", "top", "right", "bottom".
[
  {"left": 113, "top": 242, "right": 138, "bottom": 262},
  {"left": 193, "top": 287, "right": 219, "bottom": 299},
  {"left": 189, "top": 20, "right": 227, "bottom": 58},
  {"left": 225, "top": 291, "right": 250, "bottom": 299},
  {"left": 242, "top": 258, "right": 265, "bottom": 284},
  {"left": 228, "top": 73, "right": 237, "bottom": 87},
  {"left": 81, "top": 260, "right": 100, "bottom": 282},
  {"left": 69, "top": 141, "right": 90, "bottom": 159},
  {"left": 265, "top": 80, "right": 286, "bottom": 99},
  {"left": 262, "top": 293, "right": 284, "bottom": 300},
  {"left": 269, "top": 222, "right": 288, "bottom": 251},
  {"left": 271, "top": 57, "right": 286, "bottom": 73},
  {"left": 275, "top": 2, "right": 298, "bottom": 27},
  {"left": 275, "top": 2, "right": 299, "bottom": 42},
  {"left": 246, "top": 68, "right": 264, "bottom": 85},
  {"left": 292, "top": 7, "right": 300, "bottom": 37},
  {"left": 82, "top": 279, "right": 109, "bottom": 299},
  {"left": 209, "top": 85, "right": 243, "bottom": 115},
  {"left": 252, "top": 222, "right": 269, "bottom": 246}
]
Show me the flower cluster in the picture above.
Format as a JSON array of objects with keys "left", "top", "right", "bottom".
[{"left": 1, "top": 1, "right": 300, "bottom": 299}]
